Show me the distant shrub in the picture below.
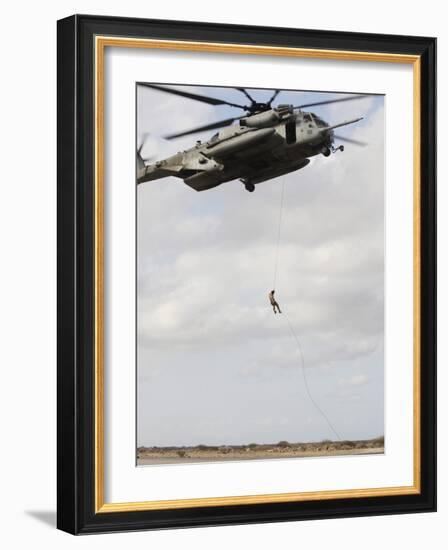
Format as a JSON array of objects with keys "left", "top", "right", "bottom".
[
  {"left": 248, "top": 443, "right": 258, "bottom": 449},
  {"left": 197, "top": 444, "right": 208, "bottom": 451},
  {"left": 177, "top": 450, "right": 186, "bottom": 458},
  {"left": 278, "top": 440, "right": 290, "bottom": 448},
  {"left": 339, "top": 440, "right": 356, "bottom": 448}
]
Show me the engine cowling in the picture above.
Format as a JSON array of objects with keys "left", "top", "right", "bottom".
[{"left": 240, "top": 110, "right": 280, "bottom": 128}]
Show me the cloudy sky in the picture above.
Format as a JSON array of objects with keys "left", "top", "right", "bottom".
[{"left": 137, "top": 84, "right": 384, "bottom": 448}]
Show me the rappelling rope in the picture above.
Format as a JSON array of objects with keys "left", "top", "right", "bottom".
[
  {"left": 272, "top": 178, "right": 342, "bottom": 442},
  {"left": 272, "top": 177, "right": 286, "bottom": 290},
  {"left": 283, "top": 311, "right": 342, "bottom": 442}
]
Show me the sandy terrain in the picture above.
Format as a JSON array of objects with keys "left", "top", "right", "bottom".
[{"left": 137, "top": 438, "right": 384, "bottom": 466}]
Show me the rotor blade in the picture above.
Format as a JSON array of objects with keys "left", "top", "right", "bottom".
[
  {"left": 267, "top": 90, "right": 280, "bottom": 105},
  {"left": 294, "top": 94, "right": 369, "bottom": 110},
  {"left": 334, "top": 134, "right": 368, "bottom": 146},
  {"left": 140, "top": 153, "right": 154, "bottom": 162},
  {"left": 137, "top": 132, "right": 151, "bottom": 155},
  {"left": 235, "top": 87, "right": 256, "bottom": 103},
  {"left": 164, "top": 117, "right": 238, "bottom": 140},
  {"left": 324, "top": 117, "right": 363, "bottom": 132},
  {"left": 138, "top": 83, "right": 246, "bottom": 109}
]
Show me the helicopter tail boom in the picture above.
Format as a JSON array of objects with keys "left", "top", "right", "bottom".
[{"left": 137, "top": 162, "right": 182, "bottom": 184}]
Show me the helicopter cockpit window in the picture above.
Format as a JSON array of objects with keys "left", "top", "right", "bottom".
[{"left": 313, "top": 115, "right": 327, "bottom": 128}]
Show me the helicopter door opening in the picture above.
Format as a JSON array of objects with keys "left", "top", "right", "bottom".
[{"left": 285, "top": 120, "right": 297, "bottom": 144}]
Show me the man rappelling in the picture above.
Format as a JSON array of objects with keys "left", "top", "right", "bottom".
[{"left": 268, "top": 290, "right": 282, "bottom": 314}]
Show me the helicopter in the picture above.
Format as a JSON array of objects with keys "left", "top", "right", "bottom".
[{"left": 137, "top": 84, "right": 367, "bottom": 193}]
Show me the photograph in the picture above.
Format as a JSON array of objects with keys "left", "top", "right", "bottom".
[{"left": 136, "top": 83, "right": 385, "bottom": 466}]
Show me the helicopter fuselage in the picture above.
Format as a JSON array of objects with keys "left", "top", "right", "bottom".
[{"left": 137, "top": 106, "right": 360, "bottom": 192}]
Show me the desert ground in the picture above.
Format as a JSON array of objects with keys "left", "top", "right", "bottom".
[{"left": 137, "top": 437, "right": 384, "bottom": 465}]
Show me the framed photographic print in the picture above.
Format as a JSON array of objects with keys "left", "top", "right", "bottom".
[{"left": 57, "top": 14, "right": 436, "bottom": 534}]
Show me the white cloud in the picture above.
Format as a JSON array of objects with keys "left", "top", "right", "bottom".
[{"left": 338, "top": 373, "right": 369, "bottom": 388}]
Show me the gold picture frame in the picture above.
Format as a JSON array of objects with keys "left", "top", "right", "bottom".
[{"left": 58, "top": 15, "right": 436, "bottom": 534}]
